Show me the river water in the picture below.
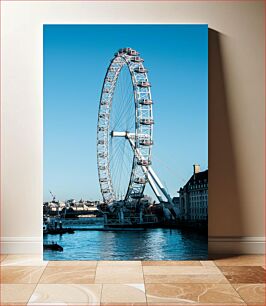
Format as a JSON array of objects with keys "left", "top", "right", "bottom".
[{"left": 43, "top": 228, "right": 208, "bottom": 260}]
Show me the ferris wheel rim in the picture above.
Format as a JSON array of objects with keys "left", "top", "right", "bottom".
[{"left": 97, "top": 47, "right": 154, "bottom": 204}]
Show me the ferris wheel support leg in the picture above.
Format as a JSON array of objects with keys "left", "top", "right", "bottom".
[
  {"left": 145, "top": 166, "right": 177, "bottom": 219},
  {"left": 141, "top": 166, "right": 164, "bottom": 203},
  {"left": 126, "top": 135, "right": 177, "bottom": 219},
  {"left": 149, "top": 168, "right": 175, "bottom": 204}
]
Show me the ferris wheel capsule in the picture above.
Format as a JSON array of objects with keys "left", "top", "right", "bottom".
[
  {"left": 134, "top": 67, "right": 148, "bottom": 73},
  {"left": 137, "top": 159, "right": 151, "bottom": 166},
  {"left": 127, "top": 49, "right": 139, "bottom": 56},
  {"left": 99, "top": 113, "right": 109, "bottom": 119},
  {"left": 98, "top": 127, "right": 107, "bottom": 132},
  {"left": 109, "top": 67, "right": 117, "bottom": 72},
  {"left": 134, "top": 177, "right": 146, "bottom": 184},
  {"left": 139, "top": 99, "right": 153, "bottom": 105},
  {"left": 140, "top": 118, "right": 154, "bottom": 125},
  {"left": 137, "top": 81, "right": 151, "bottom": 88},
  {"left": 98, "top": 140, "right": 106, "bottom": 145},
  {"left": 139, "top": 139, "right": 153, "bottom": 146},
  {"left": 131, "top": 56, "right": 144, "bottom": 63},
  {"left": 98, "top": 152, "right": 107, "bottom": 158}
]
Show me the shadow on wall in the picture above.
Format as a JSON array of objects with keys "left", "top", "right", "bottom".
[{"left": 208, "top": 29, "right": 244, "bottom": 239}]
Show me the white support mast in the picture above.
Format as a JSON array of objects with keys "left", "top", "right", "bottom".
[{"left": 112, "top": 131, "right": 177, "bottom": 219}]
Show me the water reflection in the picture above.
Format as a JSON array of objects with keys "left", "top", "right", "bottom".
[{"left": 43, "top": 228, "right": 207, "bottom": 260}]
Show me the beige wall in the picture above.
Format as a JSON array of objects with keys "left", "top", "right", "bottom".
[{"left": 1, "top": 1, "right": 265, "bottom": 253}]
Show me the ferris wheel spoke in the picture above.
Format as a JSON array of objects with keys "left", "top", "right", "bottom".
[
  {"left": 126, "top": 98, "right": 135, "bottom": 130},
  {"left": 123, "top": 74, "right": 134, "bottom": 103},
  {"left": 112, "top": 70, "right": 134, "bottom": 131},
  {"left": 122, "top": 74, "right": 133, "bottom": 105},
  {"left": 122, "top": 67, "right": 131, "bottom": 101},
  {"left": 115, "top": 68, "right": 129, "bottom": 117},
  {"left": 113, "top": 89, "right": 131, "bottom": 129},
  {"left": 123, "top": 150, "right": 134, "bottom": 167},
  {"left": 111, "top": 141, "right": 126, "bottom": 172},
  {"left": 110, "top": 150, "right": 122, "bottom": 188},
  {"left": 112, "top": 96, "right": 126, "bottom": 130},
  {"left": 112, "top": 148, "right": 127, "bottom": 196},
  {"left": 109, "top": 140, "right": 124, "bottom": 164},
  {"left": 109, "top": 137, "right": 120, "bottom": 156},
  {"left": 114, "top": 140, "right": 131, "bottom": 189},
  {"left": 109, "top": 152, "right": 120, "bottom": 170},
  {"left": 116, "top": 140, "right": 127, "bottom": 195},
  {"left": 113, "top": 93, "right": 134, "bottom": 131}
]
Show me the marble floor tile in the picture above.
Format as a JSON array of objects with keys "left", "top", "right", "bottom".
[
  {"left": 1, "top": 304, "right": 27, "bottom": 306},
  {"left": 214, "top": 255, "right": 265, "bottom": 267},
  {"left": 143, "top": 265, "right": 222, "bottom": 275},
  {"left": 39, "top": 266, "right": 96, "bottom": 284},
  {"left": 245, "top": 302, "right": 266, "bottom": 306},
  {"left": 98, "top": 261, "right": 142, "bottom": 266},
  {"left": 145, "top": 283, "right": 245, "bottom": 304},
  {"left": 101, "top": 284, "right": 146, "bottom": 303},
  {"left": 233, "top": 284, "right": 266, "bottom": 303},
  {"left": 144, "top": 273, "right": 229, "bottom": 284},
  {"left": 142, "top": 261, "right": 201, "bottom": 266},
  {"left": 28, "top": 284, "right": 102, "bottom": 305},
  {"left": 145, "top": 302, "right": 247, "bottom": 306},
  {"left": 1, "top": 266, "right": 46, "bottom": 284},
  {"left": 219, "top": 266, "right": 266, "bottom": 284},
  {"left": 48, "top": 260, "right": 97, "bottom": 267},
  {"left": 95, "top": 265, "right": 144, "bottom": 283},
  {"left": 101, "top": 302, "right": 147, "bottom": 306},
  {"left": 143, "top": 265, "right": 227, "bottom": 283},
  {"left": 200, "top": 260, "right": 217, "bottom": 266},
  {"left": 1, "top": 255, "right": 48, "bottom": 267},
  {"left": 0, "top": 284, "right": 36, "bottom": 304}
]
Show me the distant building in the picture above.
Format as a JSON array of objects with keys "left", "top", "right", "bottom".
[{"left": 178, "top": 164, "right": 208, "bottom": 221}]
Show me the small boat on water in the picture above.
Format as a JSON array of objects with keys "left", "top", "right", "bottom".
[
  {"left": 46, "top": 228, "right": 75, "bottom": 235},
  {"left": 43, "top": 242, "right": 63, "bottom": 252}
]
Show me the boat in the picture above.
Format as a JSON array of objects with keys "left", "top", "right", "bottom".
[
  {"left": 46, "top": 228, "right": 75, "bottom": 235},
  {"left": 43, "top": 217, "right": 75, "bottom": 235},
  {"left": 43, "top": 242, "right": 63, "bottom": 251}
]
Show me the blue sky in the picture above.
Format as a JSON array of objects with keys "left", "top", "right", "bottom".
[{"left": 44, "top": 24, "right": 208, "bottom": 202}]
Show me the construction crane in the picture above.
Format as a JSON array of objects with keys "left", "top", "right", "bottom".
[{"left": 49, "top": 190, "right": 56, "bottom": 202}]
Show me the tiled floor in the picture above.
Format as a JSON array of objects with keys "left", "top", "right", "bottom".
[{"left": 0, "top": 255, "right": 265, "bottom": 305}]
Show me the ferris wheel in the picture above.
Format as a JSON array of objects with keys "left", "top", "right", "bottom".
[
  {"left": 97, "top": 47, "right": 153, "bottom": 204},
  {"left": 97, "top": 47, "right": 176, "bottom": 218}
]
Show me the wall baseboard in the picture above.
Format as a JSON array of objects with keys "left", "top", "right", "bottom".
[
  {"left": 208, "top": 236, "right": 265, "bottom": 255},
  {"left": 0, "top": 237, "right": 43, "bottom": 254},
  {"left": 1, "top": 236, "right": 265, "bottom": 255}
]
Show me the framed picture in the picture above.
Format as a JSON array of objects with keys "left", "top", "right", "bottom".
[{"left": 43, "top": 24, "right": 208, "bottom": 260}]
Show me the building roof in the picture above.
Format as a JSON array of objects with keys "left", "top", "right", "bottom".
[{"left": 180, "top": 169, "right": 208, "bottom": 191}]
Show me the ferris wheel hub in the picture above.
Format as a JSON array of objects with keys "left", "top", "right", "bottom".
[
  {"left": 111, "top": 131, "right": 135, "bottom": 139},
  {"left": 110, "top": 131, "right": 127, "bottom": 137}
]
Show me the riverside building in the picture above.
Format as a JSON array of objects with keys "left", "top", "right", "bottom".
[{"left": 178, "top": 164, "right": 208, "bottom": 222}]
